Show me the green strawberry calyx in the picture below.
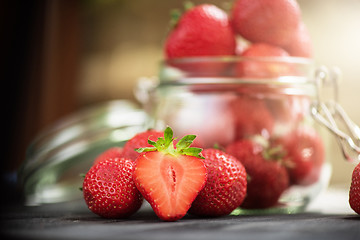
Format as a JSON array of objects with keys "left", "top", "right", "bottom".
[
  {"left": 169, "top": 1, "right": 194, "bottom": 28},
  {"left": 135, "top": 126, "right": 204, "bottom": 159}
]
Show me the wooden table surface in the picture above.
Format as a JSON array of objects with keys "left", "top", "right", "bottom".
[{"left": 1, "top": 187, "right": 359, "bottom": 240}]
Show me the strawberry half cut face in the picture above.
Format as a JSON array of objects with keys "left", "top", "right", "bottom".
[
  {"left": 133, "top": 127, "right": 207, "bottom": 221},
  {"left": 135, "top": 151, "right": 207, "bottom": 221}
]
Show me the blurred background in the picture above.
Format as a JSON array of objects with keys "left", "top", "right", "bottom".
[{"left": 2, "top": 0, "right": 360, "bottom": 195}]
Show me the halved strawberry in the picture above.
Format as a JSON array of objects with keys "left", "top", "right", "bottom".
[{"left": 133, "top": 127, "right": 207, "bottom": 221}]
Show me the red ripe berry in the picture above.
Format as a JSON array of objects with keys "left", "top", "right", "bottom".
[
  {"left": 226, "top": 139, "right": 289, "bottom": 209},
  {"left": 122, "top": 130, "right": 163, "bottom": 161},
  {"left": 133, "top": 127, "right": 207, "bottom": 221},
  {"left": 165, "top": 4, "right": 236, "bottom": 58},
  {"left": 231, "top": 0, "right": 301, "bottom": 47},
  {"left": 284, "top": 22, "right": 313, "bottom": 58},
  {"left": 265, "top": 95, "right": 311, "bottom": 124},
  {"left": 230, "top": 96, "right": 274, "bottom": 140},
  {"left": 241, "top": 156, "right": 289, "bottom": 209},
  {"left": 277, "top": 127, "right": 325, "bottom": 186},
  {"left": 349, "top": 162, "right": 360, "bottom": 215},
  {"left": 235, "top": 43, "right": 293, "bottom": 78},
  {"left": 164, "top": 4, "right": 236, "bottom": 77},
  {"left": 189, "top": 148, "right": 247, "bottom": 217},
  {"left": 93, "top": 147, "right": 123, "bottom": 165},
  {"left": 82, "top": 157, "right": 143, "bottom": 218}
]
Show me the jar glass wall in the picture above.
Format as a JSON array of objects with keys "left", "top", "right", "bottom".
[
  {"left": 146, "top": 56, "right": 332, "bottom": 214},
  {"left": 19, "top": 100, "right": 148, "bottom": 206}
]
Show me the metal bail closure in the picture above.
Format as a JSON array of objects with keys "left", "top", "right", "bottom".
[{"left": 311, "top": 66, "right": 360, "bottom": 163}]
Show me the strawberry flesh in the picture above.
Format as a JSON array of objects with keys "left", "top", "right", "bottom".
[
  {"left": 135, "top": 152, "right": 206, "bottom": 220},
  {"left": 133, "top": 127, "right": 207, "bottom": 221}
]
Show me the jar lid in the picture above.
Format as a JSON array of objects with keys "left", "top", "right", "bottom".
[{"left": 18, "top": 100, "right": 148, "bottom": 206}]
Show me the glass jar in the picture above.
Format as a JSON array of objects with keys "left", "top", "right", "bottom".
[
  {"left": 19, "top": 100, "right": 148, "bottom": 206},
  {"left": 140, "top": 56, "right": 333, "bottom": 214}
]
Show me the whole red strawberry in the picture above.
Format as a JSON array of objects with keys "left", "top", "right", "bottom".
[
  {"left": 276, "top": 126, "right": 325, "bottom": 186},
  {"left": 165, "top": 4, "right": 236, "bottom": 58},
  {"left": 349, "top": 162, "right": 360, "bottom": 215},
  {"left": 189, "top": 148, "right": 247, "bottom": 217},
  {"left": 133, "top": 127, "right": 207, "bottom": 221},
  {"left": 93, "top": 147, "right": 123, "bottom": 165},
  {"left": 226, "top": 139, "right": 289, "bottom": 209},
  {"left": 230, "top": 96, "right": 274, "bottom": 140},
  {"left": 83, "top": 157, "right": 143, "bottom": 218},
  {"left": 266, "top": 95, "right": 310, "bottom": 124},
  {"left": 284, "top": 22, "right": 313, "bottom": 58},
  {"left": 122, "top": 130, "right": 163, "bottom": 161},
  {"left": 235, "top": 43, "right": 292, "bottom": 78},
  {"left": 231, "top": 0, "right": 301, "bottom": 46}
]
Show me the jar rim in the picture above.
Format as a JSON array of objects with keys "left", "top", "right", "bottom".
[
  {"left": 159, "top": 56, "right": 316, "bottom": 86},
  {"left": 163, "top": 55, "right": 314, "bottom": 65}
]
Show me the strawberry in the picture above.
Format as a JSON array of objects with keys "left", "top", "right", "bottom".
[
  {"left": 165, "top": 4, "right": 236, "bottom": 58},
  {"left": 189, "top": 148, "right": 247, "bottom": 217},
  {"left": 226, "top": 139, "right": 290, "bottom": 209},
  {"left": 349, "top": 162, "right": 360, "bottom": 215},
  {"left": 265, "top": 95, "right": 310, "bottom": 124},
  {"left": 235, "top": 43, "right": 293, "bottom": 78},
  {"left": 164, "top": 4, "right": 236, "bottom": 77},
  {"left": 230, "top": 95, "right": 274, "bottom": 140},
  {"left": 275, "top": 126, "right": 325, "bottom": 186},
  {"left": 133, "top": 127, "right": 207, "bottom": 221},
  {"left": 93, "top": 147, "right": 123, "bottom": 165},
  {"left": 122, "top": 130, "right": 163, "bottom": 161},
  {"left": 284, "top": 22, "right": 313, "bottom": 58},
  {"left": 82, "top": 157, "right": 143, "bottom": 218},
  {"left": 231, "top": 0, "right": 301, "bottom": 47}
]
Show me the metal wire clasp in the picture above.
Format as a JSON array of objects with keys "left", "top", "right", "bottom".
[{"left": 311, "top": 66, "right": 360, "bottom": 163}]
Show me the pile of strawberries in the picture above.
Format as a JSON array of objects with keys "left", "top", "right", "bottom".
[
  {"left": 82, "top": 0, "right": 360, "bottom": 220},
  {"left": 82, "top": 127, "right": 247, "bottom": 221},
  {"left": 165, "top": 0, "right": 312, "bottom": 70},
  {"left": 82, "top": 126, "right": 325, "bottom": 221}
]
